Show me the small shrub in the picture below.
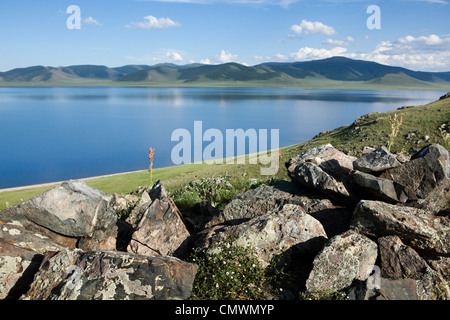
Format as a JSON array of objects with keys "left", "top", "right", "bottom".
[
  {"left": 387, "top": 113, "right": 403, "bottom": 152},
  {"left": 188, "top": 238, "right": 285, "bottom": 300},
  {"left": 172, "top": 175, "right": 286, "bottom": 212}
]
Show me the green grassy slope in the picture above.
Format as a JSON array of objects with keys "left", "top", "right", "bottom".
[{"left": 1, "top": 94, "right": 448, "bottom": 211}]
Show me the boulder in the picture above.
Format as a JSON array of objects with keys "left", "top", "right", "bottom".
[
  {"left": 351, "top": 171, "right": 417, "bottom": 204},
  {"left": 22, "top": 248, "right": 198, "bottom": 300},
  {"left": 195, "top": 204, "right": 328, "bottom": 268},
  {"left": 305, "top": 229, "right": 378, "bottom": 293},
  {"left": 221, "top": 181, "right": 326, "bottom": 224},
  {"left": 286, "top": 144, "right": 357, "bottom": 180},
  {"left": 378, "top": 235, "right": 430, "bottom": 280},
  {"left": 218, "top": 180, "right": 352, "bottom": 238},
  {"left": 353, "top": 146, "right": 401, "bottom": 173},
  {"left": 127, "top": 181, "right": 190, "bottom": 258},
  {"left": 289, "top": 162, "right": 352, "bottom": 203},
  {"left": 380, "top": 144, "right": 450, "bottom": 199},
  {"left": 0, "top": 180, "right": 118, "bottom": 251},
  {"left": 352, "top": 200, "right": 450, "bottom": 257},
  {"left": 127, "top": 199, "right": 190, "bottom": 257}
]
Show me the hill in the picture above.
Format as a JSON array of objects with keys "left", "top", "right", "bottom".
[{"left": 1, "top": 57, "right": 450, "bottom": 90}]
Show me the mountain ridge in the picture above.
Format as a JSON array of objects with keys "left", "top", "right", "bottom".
[{"left": 1, "top": 57, "right": 450, "bottom": 89}]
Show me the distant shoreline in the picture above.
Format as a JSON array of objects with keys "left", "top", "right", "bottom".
[{"left": 0, "top": 169, "right": 147, "bottom": 193}]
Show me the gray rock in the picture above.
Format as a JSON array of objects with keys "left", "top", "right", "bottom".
[
  {"left": 289, "top": 162, "right": 354, "bottom": 204},
  {"left": 22, "top": 248, "right": 197, "bottom": 300},
  {"left": 0, "top": 180, "right": 118, "bottom": 251},
  {"left": 305, "top": 229, "right": 378, "bottom": 293},
  {"left": 128, "top": 198, "right": 190, "bottom": 257},
  {"left": 286, "top": 144, "right": 356, "bottom": 181},
  {"left": 221, "top": 181, "right": 326, "bottom": 224},
  {"left": 195, "top": 204, "right": 328, "bottom": 268},
  {"left": 351, "top": 171, "right": 417, "bottom": 204},
  {"left": 0, "top": 239, "right": 46, "bottom": 300},
  {"left": 380, "top": 144, "right": 450, "bottom": 199},
  {"left": 127, "top": 181, "right": 190, "bottom": 258},
  {"left": 353, "top": 146, "right": 401, "bottom": 173},
  {"left": 0, "top": 221, "right": 66, "bottom": 254},
  {"left": 352, "top": 200, "right": 450, "bottom": 257}
]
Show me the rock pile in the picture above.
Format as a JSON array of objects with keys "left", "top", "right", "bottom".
[
  {"left": 1, "top": 143, "right": 449, "bottom": 300},
  {"left": 0, "top": 180, "right": 196, "bottom": 300}
]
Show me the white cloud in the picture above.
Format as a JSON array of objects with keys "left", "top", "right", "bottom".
[
  {"left": 290, "top": 46, "right": 347, "bottom": 60},
  {"left": 200, "top": 58, "right": 212, "bottom": 64},
  {"left": 84, "top": 17, "right": 102, "bottom": 26},
  {"left": 166, "top": 51, "right": 184, "bottom": 61},
  {"left": 346, "top": 34, "right": 450, "bottom": 71},
  {"left": 398, "top": 34, "right": 450, "bottom": 46},
  {"left": 323, "top": 36, "right": 355, "bottom": 46},
  {"left": 216, "top": 50, "right": 238, "bottom": 63},
  {"left": 126, "top": 16, "right": 181, "bottom": 29},
  {"left": 290, "top": 20, "right": 337, "bottom": 36},
  {"left": 275, "top": 53, "right": 289, "bottom": 61}
]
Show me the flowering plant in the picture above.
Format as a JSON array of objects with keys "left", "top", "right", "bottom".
[{"left": 148, "top": 147, "right": 155, "bottom": 185}]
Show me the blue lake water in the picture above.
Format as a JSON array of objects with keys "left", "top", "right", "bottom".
[{"left": 0, "top": 87, "right": 445, "bottom": 188}]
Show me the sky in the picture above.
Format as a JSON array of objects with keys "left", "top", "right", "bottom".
[{"left": 0, "top": 0, "right": 449, "bottom": 72}]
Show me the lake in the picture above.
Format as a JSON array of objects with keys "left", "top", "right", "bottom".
[{"left": 0, "top": 87, "right": 445, "bottom": 189}]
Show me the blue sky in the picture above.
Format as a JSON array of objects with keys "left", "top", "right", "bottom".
[{"left": 0, "top": 0, "right": 449, "bottom": 72}]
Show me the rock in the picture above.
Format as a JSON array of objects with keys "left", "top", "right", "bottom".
[
  {"left": 427, "top": 256, "right": 450, "bottom": 281},
  {"left": 289, "top": 162, "right": 352, "bottom": 203},
  {"left": 0, "top": 240, "right": 46, "bottom": 300},
  {"left": 352, "top": 200, "right": 450, "bottom": 257},
  {"left": 126, "top": 191, "right": 153, "bottom": 228},
  {"left": 353, "top": 146, "right": 401, "bottom": 173},
  {"left": 417, "top": 179, "right": 450, "bottom": 215},
  {"left": 378, "top": 235, "right": 430, "bottom": 280},
  {"left": 219, "top": 180, "right": 352, "bottom": 238},
  {"left": 286, "top": 144, "right": 357, "bottom": 181},
  {"left": 380, "top": 144, "right": 450, "bottom": 199},
  {"left": 0, "top": 180, "right": 118, "bottom": 251},
  {"left": 23, "top": 248, "right": 197, "bottom": 300},
  {"left": 376, "top": 278, "right": 419, "bottom": 300},
  {"left": 0, "top": 221, "right": 66, "bottom": 255},
  {"left": 305, "top": 229, "right": 378, "bottom": 293},
  {"left": 127, "top": 181, "right": 190, "bottom": 258},
  {"left": 439, "top": 92, "right": 450, "bottom": 100},
  {"left": 396, "top": 153, "right": 411, "bottom": 164},
  {"left": 127, "top": 199, "right": 190, "bottom": 257},
  {"left": 221, "top": 181, "right": 314, "bottom": 224},
  {"left": 351, "top": 171, "right": 417, "bottom": 204},
  {"left": 195, "top": 204, "right": 328, "bottom": 269}
]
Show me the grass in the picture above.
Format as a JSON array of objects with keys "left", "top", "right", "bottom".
[{"left": 0, "top": 95, "right": 449, "bottom": 211}]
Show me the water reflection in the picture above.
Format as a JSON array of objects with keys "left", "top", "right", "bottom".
[{"left": 0, "top": 87, "right": 445, "bottom": 188}]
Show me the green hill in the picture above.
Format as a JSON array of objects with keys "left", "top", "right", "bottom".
[{"left": 1, "top": 57, "right": 450, "bottom": 90}]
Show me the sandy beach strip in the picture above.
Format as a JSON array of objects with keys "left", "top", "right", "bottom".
[{"left": 0, "top": 169, "right": 147, "bottom": 193}]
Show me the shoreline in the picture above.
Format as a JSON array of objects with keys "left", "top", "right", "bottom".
[{"left": 0, "top": 169, "right": 147, "bottom": 193}]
